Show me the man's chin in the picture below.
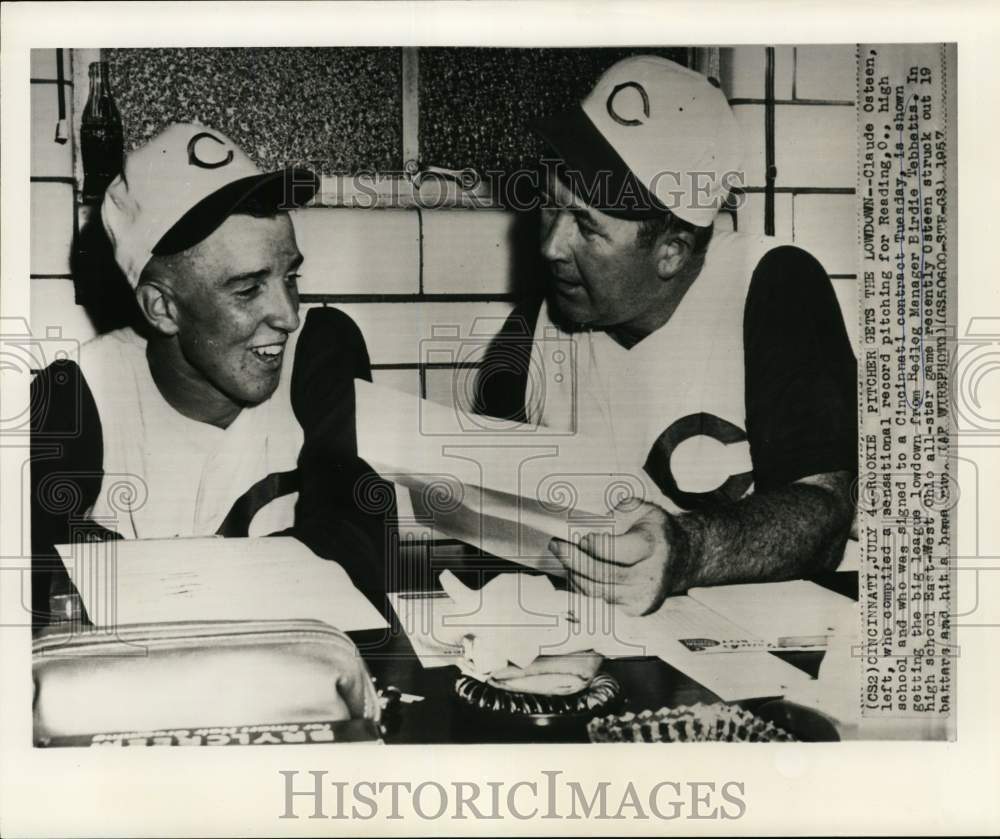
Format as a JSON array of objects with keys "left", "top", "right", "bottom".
[
  {"left": 546, "top": 290, "right": 594, "bottom": 334},
  {"left": 232, "top": 377, "right": 281, "bottom": 408}
]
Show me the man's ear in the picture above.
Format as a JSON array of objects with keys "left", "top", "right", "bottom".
[
  {"left": 135, "top": 280, "right": 180, "bottom": 336},
  {"left": 654, "top": 231, "right": 696, "bottom": 281}
]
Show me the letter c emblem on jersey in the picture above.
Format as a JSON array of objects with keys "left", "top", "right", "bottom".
[
  {"left": 643, "top": 412, "right": 754, "bottom": 511},
  {"left": 187, "top": 132, "right": 234, "bottom": 169},
  {"left": 607, "top": 81, "right": 651, "bottom": 127}
]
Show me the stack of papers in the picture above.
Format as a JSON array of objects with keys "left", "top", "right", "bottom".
[{"left": 56, "top": 536, "right": 388, "bottom": 632}]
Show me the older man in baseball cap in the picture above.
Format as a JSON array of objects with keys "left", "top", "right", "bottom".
[
  {"left": 476, "top": 56, "right": 857, "bottom": 617},
  {"left": 31, "top": 123, "right": 394, "bottom": 623}
]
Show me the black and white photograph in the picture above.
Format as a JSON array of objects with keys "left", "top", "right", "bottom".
[{"left": 0, "top": 2, "right": 994, "bottom": 836}]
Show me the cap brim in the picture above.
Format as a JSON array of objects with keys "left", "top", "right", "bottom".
[
  {"left": 152, "top": 167, "right": 321, "bottom": 256},
  {"left": 531, "top": 106, "right": 667, "bottom": 221}
]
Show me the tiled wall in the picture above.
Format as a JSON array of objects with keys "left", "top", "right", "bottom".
[
  {"left": 30, "top": 49, "right": 96, "bottom": 347},
  {"left": 290, "top": 205, "right": 527, "bottom": 398},
  {"left": 725, "top": 45, "right": 859, "bottom": 347}
]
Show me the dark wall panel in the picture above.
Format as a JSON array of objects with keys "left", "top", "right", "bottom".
[
  {"left": 418, "top": 47, "right": 689, "bottom": 173},
  {"left": 105, "top": 47, "right": 403, "bottom": 174}
]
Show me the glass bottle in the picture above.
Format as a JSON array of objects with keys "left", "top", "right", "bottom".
[{"left": 80, "top": 61, "right": 124, "bottom": 202}]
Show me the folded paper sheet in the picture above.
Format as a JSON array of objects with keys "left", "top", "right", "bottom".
[
  {"left": 57, "top": 536, "right": 388, "bottom": 632},
  {"left": 355, "top": 380, "right": 655, "bottom": 570}
]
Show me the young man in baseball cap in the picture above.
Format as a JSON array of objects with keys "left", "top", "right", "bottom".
[
  {"left": 31, "top": 123, "right": 395, "bottom": 623},
  {"left": 476, "top": 56, "right": 857, "bottom": 616}
]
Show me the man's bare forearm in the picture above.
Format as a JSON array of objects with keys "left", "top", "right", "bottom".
[{"left": 665, "top": 470, "right": 855, "bottom": 595}]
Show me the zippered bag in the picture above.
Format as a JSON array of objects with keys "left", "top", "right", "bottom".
[{"left": 33, "top": 619, "right": 381, "bottom": 746}]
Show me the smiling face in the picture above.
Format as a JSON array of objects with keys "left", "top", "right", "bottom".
[
  {"left": 150, "top": 212, "right": 303, "bottom": 417},
  {"left": 540, "top": 175, "right": 667, "bottom": 335}
]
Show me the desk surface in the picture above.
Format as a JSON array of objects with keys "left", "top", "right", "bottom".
[
  {"left": 354, "top": 626, "right": 827, "bottom": 744},
  {"left": 352, "top": 550, "right": 853, "bottom": 744},
  {"left": 39, "top": 540, "right": 854, "bottom": 744}
]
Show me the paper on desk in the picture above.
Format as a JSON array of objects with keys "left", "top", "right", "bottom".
[
  {"left": 660, "top": 645, "right": 812, "bottom": 702},
  {"left": 354, "top": 380, "right": 655, "bottom": 571},
  {"left": 389, "top": 571, "right": 811, "bottom": 700},
  {"left": 616, "top": 608, "right": 810, "bottom": 702},
  {"left": 687, "top": 580, "right": 855, "bottom": 650},
  {"left": 607, "top": 595, "right": 768, "bottom": 654},
  {"left": 387, "top": 592, "right": 465, "bottom": 668},
  {"left": 56, "top": 536, "right": 388, "bottom": 632}
]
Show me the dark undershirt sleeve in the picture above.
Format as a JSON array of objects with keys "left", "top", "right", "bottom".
[
  {"left": 743, "top": 245, "right": 858, "bottom": 492},
  {"left": 31, "top": 361, "right": 121, "bottom": 627},
  {"left": 472, "top": 300, "right": 542, "bottom": 421},
  {"left": 288, "top": 307, "right": 397, "bottom": 599}
]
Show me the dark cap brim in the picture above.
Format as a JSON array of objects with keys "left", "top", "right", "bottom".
[
  {"left": 531, "top": 106, "right": 668, "bottom": 221},
  {"left": 152, "top": 167, "right": 321, "bottom": 256}
]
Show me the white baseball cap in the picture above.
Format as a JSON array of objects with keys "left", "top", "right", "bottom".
[
  {"left": 533, "top": 56, "right": 743, "bottom": 227},
  {"left": 102, "top": 122, "right": 320, "bottom": 288}
]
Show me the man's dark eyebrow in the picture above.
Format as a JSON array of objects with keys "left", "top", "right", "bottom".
[
  {"left": 223, "top": 269, "right": 269, "bottom": 287},
  {"left": 222, "top": 254, "right": 304, "bottom": 286},
  {"left": 569, "top": 206, "right": 603, "bottom": 230},
  {"left": 542, "top": 188, "right": 603, "bottom": 227}
]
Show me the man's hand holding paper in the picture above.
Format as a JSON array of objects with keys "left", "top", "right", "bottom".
[{"left": 550, "top": 498, "right": 683, "bottom": 616}]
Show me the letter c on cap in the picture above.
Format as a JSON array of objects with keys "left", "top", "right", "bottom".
[
  {"left": 607, "top": 81, "right": 650, "bottom": 127},
  {"left": 187, "top": 132, "right": 234, "bottom": 169}
]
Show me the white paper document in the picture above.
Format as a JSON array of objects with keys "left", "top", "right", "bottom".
[
  {"left": 615, "top": 595, "right": 769, "bottom": 654},
  {"left": 355, "top": 379, "right": 654, "bottom": 570},
  {"left": 687, "top": 580, "right": 855, "bottom": 649},
  {"left": 387, "top": 591, "right": 465, "bottom": 668},
  {"left": 652, "top": 645, "right": 812, "bottom": 702},
  {"left": 56, "top": 536, "right": 388, "bottom": 632},
  {"left": 610, "top": 603, "right": 813, "bottom": 701}
]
